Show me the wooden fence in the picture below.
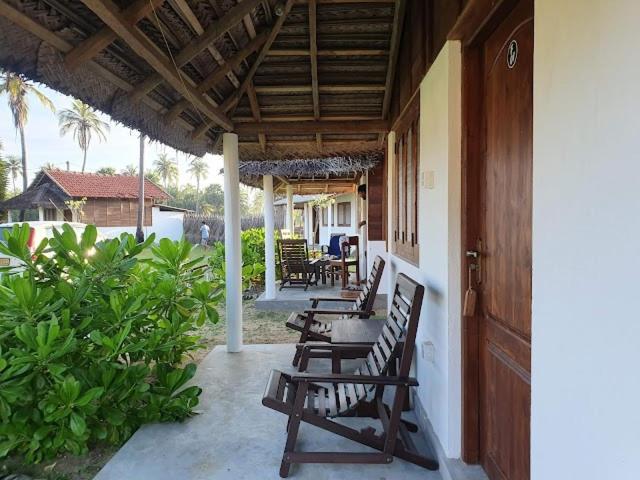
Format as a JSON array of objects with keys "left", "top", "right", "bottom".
[{"left": 183, "top": 213, "right": 284, "bottom": 243}]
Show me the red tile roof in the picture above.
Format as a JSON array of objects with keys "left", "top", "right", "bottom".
[{"left": 46, "top": 170, "right": 171, "bottom": 200}]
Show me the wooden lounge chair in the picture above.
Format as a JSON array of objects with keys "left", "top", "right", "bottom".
[
  {"left": 279, "top": 239, "right": 318, "bottom": 291},
  {"left": 262, "top": 273, "right": 438, "bottom": 477},
  {"left": 286, "top": 255, "right": 385, "bottom": 368}
]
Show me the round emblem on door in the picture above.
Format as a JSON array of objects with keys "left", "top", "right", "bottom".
[{"left": 507, "top": 39, "right": 518, "bottom": 69}]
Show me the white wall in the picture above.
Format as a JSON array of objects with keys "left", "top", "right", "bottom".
[
  {"left": 151, "top": 208, "right": 185, "bottom": 241},
  {"left": 317, "top": 192, "right": 358, "bottom": 246},
  {"left": 96, "top": 207, "right": 184, "bottom": 241},
  {"left": 532, "top": 1, "right": 640, "bottom": 478},
  {"left": 386, "top": 41, "right": 462, "bottom": 458}
]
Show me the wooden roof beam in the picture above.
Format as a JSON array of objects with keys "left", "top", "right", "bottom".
[
  {"left": 253, "top": 84, "right": 386, "bottom": 94},
  {"left": 80, "top": 0, "right": 233, "bottom": 130},
  {"left": 379, "top": 0, "right": 406, "bottom": 145},
  {"left": 235, "top": 119, "right": 388, "bottom": 135},
  {"left": 164, "top": 33, "right": 266, "bottom": 123},
  {"left": 64, "top": 0, "right": 164, "bottom": 71},
  {"left": 221, "top": 0, "right": 295, "bottom": 112},
  {"left": 308, "top": 0, "right": 322, "bottom": 152},
  {"left": 193, "top": 0, "right": 295, "bottom": 139},
  {"left": 268, "top": 48, "right": 389, "bottom": 56},
  {"left": 170, "top": 0, "right": 240, "bottom": 88},
  {"left": 0, "top": 1, "right": 195, "bottom": 134},
  {"left": 127, "top": 0, "right": 262, "bottom": 102}
]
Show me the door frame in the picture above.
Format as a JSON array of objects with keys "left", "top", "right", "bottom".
[{"left": 456, "top": 0, "right": 528, "bottom": 464}]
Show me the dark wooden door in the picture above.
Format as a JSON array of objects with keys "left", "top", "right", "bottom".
[{"left": 478, "top": 1, "right": 533, "bottom": 479}]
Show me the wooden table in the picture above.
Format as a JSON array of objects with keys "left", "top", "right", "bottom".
[{"left": 330, "top": 318, "right": 385, "bottom": 344}]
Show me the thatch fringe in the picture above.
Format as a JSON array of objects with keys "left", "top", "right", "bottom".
[{"left": 238, "top": 152, "right": 383, "bottom": 182}]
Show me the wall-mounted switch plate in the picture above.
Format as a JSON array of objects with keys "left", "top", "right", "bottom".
[
  {"left": 422, "top": 341, "right": 435, "bottom": 363},
  {"left": 422, "top": 170, "right": 435, "bottom": 189}
]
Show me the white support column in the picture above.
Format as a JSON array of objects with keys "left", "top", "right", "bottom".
[
  {"left": 7, "top": 210, "right": 12, "bottom": 223},
  {"left": 223, "top": 133, "right": 242, "bottom": 352},
  {"left": 303, "top": 203, "right": 311, "bottom": 244},
  {"left": 327, "top": 202, "right": 333, "bottom": 240},
  {"left": 285, "top": 184, "right": 294, "bottom": 234},
  {"left": 308, "top": 204, "right": 314, "bottom": 244},
  {"left": 37, "top": 206, "right": 44, "bottom": 221},
  {"left": 263, "top": 175, "right": 276, "bottom": 300}
]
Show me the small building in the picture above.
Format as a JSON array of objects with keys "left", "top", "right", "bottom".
[{"left": 0, "top": 170, "right": 185, "bottom": 240}]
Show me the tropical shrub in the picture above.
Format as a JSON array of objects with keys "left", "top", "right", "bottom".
[
  {"left": 0, "top": 224, "right": 221, "bottom": 463},
  {"left": 207, "top": 227, "right": 276, "bottom": 289}
]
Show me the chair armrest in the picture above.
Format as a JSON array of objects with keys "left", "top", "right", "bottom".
[
  {"left": 291, "top": 373, "right": 418, "bottom": 387},
  {"left": 309, "top": 297, "right": 357, "bottom": 303},
  {"left": 304, "top": 309, "right": 368, "bottom": 316},
  {"left": 299, "top": 343, "right": 373, "bottom": 352}
]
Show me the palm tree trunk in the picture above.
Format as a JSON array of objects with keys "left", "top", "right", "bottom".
[
  {"left": 195, "top": 177, "right": 200, "bottom": 214},
  {"left": 136, "top": 134, "right": 145, "bottom": 242},
  {"left": 81, "top": 147, "right": 87, "bottom": 173},
  {"left": 19, "top": 124, "right": 27, "bottom": 221}
]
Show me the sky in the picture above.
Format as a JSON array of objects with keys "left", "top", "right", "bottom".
[{"left": 0, "top": 82, "right": 225, "bottom": 188}]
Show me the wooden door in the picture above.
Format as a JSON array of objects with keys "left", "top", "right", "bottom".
[{"left": 478, "top": 1, "right": 533, "bottom": 479}]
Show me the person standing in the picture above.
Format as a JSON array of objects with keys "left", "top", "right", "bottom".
[{"left": 199, "top": 221, "right": 210, "bottom": 249}]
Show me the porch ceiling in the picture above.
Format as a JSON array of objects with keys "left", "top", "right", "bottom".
[{"left": 0, "top": 0, "right": 404, "bottom": 160}]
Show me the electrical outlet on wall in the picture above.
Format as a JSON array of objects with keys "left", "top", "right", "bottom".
[{"left": 422, "top": 341, "right": 435, "bottom": 363}]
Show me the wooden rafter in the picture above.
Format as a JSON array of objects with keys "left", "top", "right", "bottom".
[
  {"left": 170, "top": 0, "right": 240, "bottom": 89},
  {"left": 235, "top": 119, "right": 388, "bottom": 135},
  {"left": 268, "top": 48, "right": 389, "bottom": 56},
  {"left": 379, "top": 0, "right": 406, "bottom": 144},
  {"left": 253, "top": 84, "right": 386, "bottom": 94},
  {"left": 80, "top": 0, "right": 233, "bottom": 130},
  {"left": 234, "top": 114, "right": 381, "bottom": 122},
  {"left": 126, "top": 0, "right": 262, "bottom": 103},
  {"left": 64, "top": 0, "right": 164, "bottom": 71},
  {"left": 163, "top": 33, "right": 267, "bottom": 123},
  {"left": 0, "top": 1, "right": 195, "bottom": 134},
  {"left": 193, "top": 0, "right": 295, "bottom": 140},
  {"left": 223, "top": 0, "right": 295, "bottom": 112},
  {"left": 308, "top": 0, "right": 321, "bottom": 151}
]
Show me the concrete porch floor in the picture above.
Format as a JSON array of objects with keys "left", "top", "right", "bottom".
[
  {"left": 95, "top": 344, "right": 443, "bottom": 480},
  {"left": 255, "top": 283, "right": 387, "bottom": 312}
]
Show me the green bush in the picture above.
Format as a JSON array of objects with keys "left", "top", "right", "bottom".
[
  {"left": 207, "top": 227, "right": 276, "bottom": 289},
  {"left": 0, "top": 224, "right": 222, "bottom": 463}
]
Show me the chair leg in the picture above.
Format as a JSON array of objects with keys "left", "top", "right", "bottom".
[{"left": 279, "top": 382, "right": 308, "bottom": 478}]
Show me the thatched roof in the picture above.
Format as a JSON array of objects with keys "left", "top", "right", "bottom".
[
  {"left": 0, "top": 1, "right": 398, "bottom": 161},
  {"left": 0, "top": 182, "right": 69, "bottom": 210}
]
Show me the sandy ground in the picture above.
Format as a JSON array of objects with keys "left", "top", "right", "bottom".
[{"left": 0, "top": 299, "right": 295, "bottom": 480}]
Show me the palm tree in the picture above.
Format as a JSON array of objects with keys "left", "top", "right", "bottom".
[
  {"left": 154, "top": 153, "right": 178, "bottom": 187},
  {"left": 122, "top": 164, "right": 138, "bottom": 176},
  {"left": 200, "top": 203, "right": 215, "bottom": 215},
  {"left": 188, "top": 157, "right": 208, "bottom": 213},
  {"left": 5, "top": 155, "right": 21, "bottom": 194},
  {"left": 41, "top": 162, "right": 56, "bottom": 171},
  {"left": 0, "top": 71, "right": 55, "bottom": 194},
  {"left": 58, "top": 100, "right": 109, "bottom": 173}
]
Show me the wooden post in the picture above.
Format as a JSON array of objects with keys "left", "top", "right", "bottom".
[
  {"left": 37, "top": 206, "right": 44, "bottom": 221},
  {"left": 224, "top": 133, "right": 242, "bottom": 352},
  {"left": 263, "top": 174, "right": 276, "bottom": 300}
]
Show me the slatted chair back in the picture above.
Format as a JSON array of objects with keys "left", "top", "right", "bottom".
[
  {"left": 346, "top": 255, "right": 385, "bottom": 317},
  {"left": 328, "top": 273, "right": 424, "bottom": 415},
  {"left": 279, "top": 239, "right": 311, "bottom": 276}
]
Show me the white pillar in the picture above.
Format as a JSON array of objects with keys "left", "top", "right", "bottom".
[
  {"left": 38, "top": 206, "right": 44, "bottom": 221},
  {"left": 7, "top": 210, "right": 12, "bottom": 223},
  {"left": 285, "top": 184, "right": 294, "bottom": 234},
  {"left": 327, "top": 202, "right": 333, "bottom": 240},
  {"left": 263, "top": 175, "right": 276, "bottom": 300},
  {"left": 223, "top": 133, "right": 242, "bottom": 352},
  {"left": 303, "top": 203, "right": 309, "bottom": 242},
  {"left": 307, "top": 204, "right": 314, "bottom": 244}
]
